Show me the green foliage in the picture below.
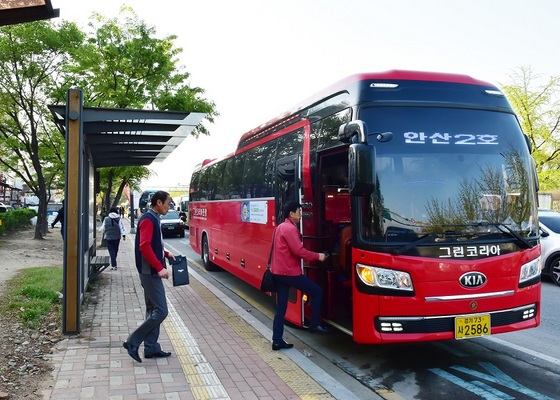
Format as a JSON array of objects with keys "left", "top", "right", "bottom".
[
  {"left": 0, "top": 8, "right": 219, "bottom": 236},
  {"left": 57, "top": 7, "right": 218, "bottom": 125},
  {"left": 55, "top": 7, "right": 219, "bottom": 200},
  {"left": 2, "top": 267, "right": 63, "bottom": 328},
  {"left": 0, "top": 208, "right": 36, "bottom": 236},
  {"left": 98, "top": 165, "right": 152, "bottom": 208},
  {"left": 501, "top": 66, "right": 560, "bottom": 190},
  {"left": 0, "top": 20, "right": 84, "bottom": 179},
  {"left": 0, "top": 20, "right": 84, "bottom": 238}
]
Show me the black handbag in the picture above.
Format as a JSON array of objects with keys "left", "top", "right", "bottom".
[
  {"left": 169, "top": 255, "right": 189, "bottom": 286},
  {"left": 260, "top": 267, "right": 275, "bottom": 292},
  {"left": 260, "top": 230, "right": 277, "bottom": 292}
]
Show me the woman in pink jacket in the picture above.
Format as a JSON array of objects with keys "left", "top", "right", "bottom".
[{"left": 270, "top": 200, "right": 328, "bottom": 351}]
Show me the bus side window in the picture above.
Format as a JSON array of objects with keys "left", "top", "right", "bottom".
[
  {"left": 222, "top": 156, "right": 244, "bottom": 199},
  {"left": 242, "top": 140, "right": 276, "bottom": 199}
]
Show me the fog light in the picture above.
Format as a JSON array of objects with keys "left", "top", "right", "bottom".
[{"left": 380, "top": 322, "right": 403, "bottom": 332}]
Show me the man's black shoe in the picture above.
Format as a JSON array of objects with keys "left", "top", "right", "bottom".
[
  {"left": 272, "top": 341, "right": 294, "bottom": 351},
  {"left": 145, "top": 350, "right": 172, "bottom": 359},
  {"left": 123, "top": 342, "right": 142, "bottom": 363},
  {"left": 309, "top": 325, "right": 328, "bottom": 333}
]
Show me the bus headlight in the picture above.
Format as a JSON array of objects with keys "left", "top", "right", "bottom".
[
  {"left": 356, "top": 264, "right": 413, "bottom": 291},
  {"left": 519, "top": 257, "right": 541, "bottom": 284}
]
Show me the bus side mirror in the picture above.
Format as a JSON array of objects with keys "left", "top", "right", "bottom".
[
  {"left": 349, "top": 144, "right": 374, "bottom": 196},
  {"left": 339, "top": 120, "right": 368, "bottom": 144}
]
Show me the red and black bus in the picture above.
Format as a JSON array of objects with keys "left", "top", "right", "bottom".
[{"left": 189, "top": 70, "right": 541, "bottom": 344}]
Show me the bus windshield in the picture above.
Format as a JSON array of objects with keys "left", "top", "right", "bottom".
[{"left": 357, "top": 106, "right": 539, "bottom": 247}]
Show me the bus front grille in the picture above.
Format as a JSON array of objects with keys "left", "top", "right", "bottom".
[{"left": 375, "top": 304, "right": 537, "bottom": 334}]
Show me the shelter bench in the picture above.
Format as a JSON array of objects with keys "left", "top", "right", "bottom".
[{"left": 90, "top": 255, "right": 111, "bottom": 279}]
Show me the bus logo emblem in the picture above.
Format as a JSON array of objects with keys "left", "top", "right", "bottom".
[{"left": 459, "top": 272, "right": 487, "bottom": 288}]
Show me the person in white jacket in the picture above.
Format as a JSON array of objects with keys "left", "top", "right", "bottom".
[{"left": 102, "top": 207, "right": 126, "bottom": 270}]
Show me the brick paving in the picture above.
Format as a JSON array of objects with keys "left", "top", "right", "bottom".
[{"left": 40, "top": 224, "right": 371, "bottom": 400}]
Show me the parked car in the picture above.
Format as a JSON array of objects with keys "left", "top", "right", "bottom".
[
  {"left": 538, "top": 209, "right": 560, "bottom": 286},
  {"left": 0, "top": 204, "right": 14, "bottom": 213},
  {"left": 160, "top": 210, "right": 185, "bottom": 238}
]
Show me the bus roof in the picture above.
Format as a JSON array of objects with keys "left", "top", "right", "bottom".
[{"left": 237, "top": 70, "right": 497, "bottom": 148}]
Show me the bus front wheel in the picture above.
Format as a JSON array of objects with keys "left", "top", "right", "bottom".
[{"left": 201, "top": 235, "right": 218, "bottom": 271}]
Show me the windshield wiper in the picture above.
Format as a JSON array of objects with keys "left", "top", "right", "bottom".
[
  {"left": 487, "top": 222, "right": 533, "bottom": 249},
  {"left": 392, "top": 232, "right": 440, "bottom": 255}
]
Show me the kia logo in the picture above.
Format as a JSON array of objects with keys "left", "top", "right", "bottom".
[{"left": 459, "top": 272, "right": 487, "bottom": 288}]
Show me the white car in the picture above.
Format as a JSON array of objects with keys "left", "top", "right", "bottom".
[
  {"left": 0, "top": 203, "right": 14, "bottom": 213},
  {"left": 538, "top": 209, "right": 560, "bottom": 286}
]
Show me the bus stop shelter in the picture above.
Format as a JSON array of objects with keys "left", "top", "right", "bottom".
[
  {"left": 49, "top": 88, "right": 205, "bottom": 334},
  {"left": 0, "top": 0, "right": 59, "bottom": 26}
]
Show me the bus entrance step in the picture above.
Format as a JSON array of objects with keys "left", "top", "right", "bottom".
[{"left": 90, "top": 255, "right": 111, "bottom": 279}]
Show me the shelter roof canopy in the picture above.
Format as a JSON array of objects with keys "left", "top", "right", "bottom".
[{"left": 48, "top": 105, "right": 205, "bottom": 168}]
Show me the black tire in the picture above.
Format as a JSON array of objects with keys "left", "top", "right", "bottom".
[
  {"left": 549, "top": 255, "right": 560, "bottom": 286},
  {"left": 201, "top": 234, "right": 218, "bottom": 271}
]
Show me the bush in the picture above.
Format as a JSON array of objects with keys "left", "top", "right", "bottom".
[{"left": 0, "top": 208, "right": 37, "bottom": 236}]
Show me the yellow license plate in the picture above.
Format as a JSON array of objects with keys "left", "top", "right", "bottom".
[{"left": 455, "top": 314, "right": 491, "bottom": 339}]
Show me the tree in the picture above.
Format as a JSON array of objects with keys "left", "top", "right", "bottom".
[
  {"left": 99, "top": 166, "right": 151, "bottom": 216},
  {"left": 56, "top": 7, "right": 218, "bottom": 209},
  {"left": 0, "top": 21, "right": 84, "bottom": 239},
  {"left": 500, "top": 66, "right": 560, "bottom": 190}
]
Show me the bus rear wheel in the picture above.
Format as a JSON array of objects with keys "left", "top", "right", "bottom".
[{"left": 201, "top": 234, "right": 218, "bottom": 271}]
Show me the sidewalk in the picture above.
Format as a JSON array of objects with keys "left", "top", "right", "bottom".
[{"left": 42, "top": 223, "right": 378, "bottom": 399}]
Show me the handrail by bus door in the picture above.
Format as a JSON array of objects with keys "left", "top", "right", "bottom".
[{"left": 275, "top": 153, "right": 307, "bottom": 327}]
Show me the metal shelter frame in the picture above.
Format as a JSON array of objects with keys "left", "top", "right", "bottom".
[
  {"left": 48, "top": 88, "right": 205, "bottom": 334},
  {"left": 0, "top": 0, "right": 59, "bottom": 26}
]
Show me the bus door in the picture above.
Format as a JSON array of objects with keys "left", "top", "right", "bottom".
[
  {"left": 318, "top": 150, "right": 353, "bottom": 332},
  {"left": 274, "top": 154, "right": 306, "bottom": 326}
]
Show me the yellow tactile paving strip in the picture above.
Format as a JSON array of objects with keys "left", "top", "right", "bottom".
[
  {"left": 167, "top": 274, "right": 334, "bottom": 399},
  {"left": 164, "top": 301, "right": 230, "bottom": 400}
]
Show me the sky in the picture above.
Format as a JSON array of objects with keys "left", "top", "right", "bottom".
[{"left": 51, "top": 0, "right": 560, "bottom": 190}]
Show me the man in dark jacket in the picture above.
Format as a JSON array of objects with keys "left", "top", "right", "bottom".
[
  {"left": 51, "top": 200, "right": 64, "bottom": 238},
  {"left": 123, "top": 191, "right": 176, "bottom": 362}
]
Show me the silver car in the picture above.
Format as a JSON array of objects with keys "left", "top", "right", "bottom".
[
  {"left": 539, "top": 209, "right": 560, "bottom": 286},
  {"left": 160, "top": 210, "right": 185, "bottom": 238}
]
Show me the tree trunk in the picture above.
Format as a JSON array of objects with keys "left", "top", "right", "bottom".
[
  {"left": 110, "top": 178, "right": 127, "bottom": 210},
  {"left": 103, "top": 169, "right": 114, "bottom": 216},
  {"left": 34, "top": 193, "right": 48, "bottom": 240}
]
